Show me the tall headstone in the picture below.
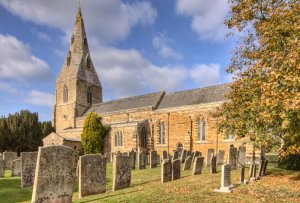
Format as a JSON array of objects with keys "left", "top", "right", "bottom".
[
  {"left": 161, "top": 159, "right": 172, "bottom": 183},
  {"left": 260, "top": 145, "right": 266, "bottom": 161},
  {"left": 192, "top": 151, "right": 201, "bottom": 162},
  {"left": 193, "top": 156, "right": 204, "bottom": 175},
  {"left": 21, "top": 152, "right": 38, "bottom": 188},
  {"left": 249, "top": 164, "right": 256, "bottom": 181},
  {"left": 183, "top": 156, "right": 192, "bottom": 170},
  {"left": 228, "top": 147, "right": 237, "bottom": 169},
  {"left": 240, "top": 167, "right": 245, "bottom": 183},
  {"left": 79, "top": 154, "right": 106, "bottom": 198},
  {"left": 112, "top": 154, "right": 131, "bottom": 191},
  {"left": 11, "top": 159, "right": 21, "bottom": 177},
  {"left": 217, "top": 150, "right": 225, "bottom": 165},
  {"left": 262, "top": 160, "right": 268, "bottom": 176},
  {"left": 257, "top": 160, "right": 264, "bottom": 178},
  {"left": 214, "top": 164, "right": 234, "bottom": 193},
  {"left": 0, "top": 160, "right": 5, "bottom": 178},
  {"left": 180, "top": 150, "right": 187, "bottom": 163},
  {"left": 150, "top": 150, "right": 158, "bottom": 169},
  {"left": 211, "top": 155, "right": 217, "bottom": 174},
  {"left": 3, "top": 151, "right": 17, "bottom": 170},
  {"left": 173, "top": 150, "right": 179, "bottom": 160},
  {"left": 206, "top": 149, "right": 214, "bottom": 166},
  {"left": 237, "top": 146, "right": 246, "bottom": 168},
  {"left": 172, "top": 159, "right": 181, "bottom": 180},
  {"left": 31, "top": 146, "right": 78, "bottom": 203},
  {"left": 138, "top": 149, "right": 147, "bottom": 170},
  {"left": 129, "top": 150, "right": 136, "bottom": 170}
]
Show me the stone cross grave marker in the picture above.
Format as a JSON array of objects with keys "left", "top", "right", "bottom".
[
  {"left": 11, "top": 158, "right": 21, "bottom": 177},
  {"left": 79, "top": 154, "right": 106, "bottom": 198},
  {"left": 172, "top": 159, "right": 180, "bottom": 180},
  {"left": 214, "top": 164, "right": 234, "bottom": 193},
  {"left": 161, "top": 158, "right": 172, "bottom": 183},
  {"left": 21, "top": 152, "right": 38, "bottom": 188},
  {"left": 193, "top": 156, "right": 204, "bottom": 175},
  {"left": 150, "top": 150, "right": 158, "bottom": 169},
  {"left": 31, "top": 146, "right": 78, "bottom": 203},
  {"left": 112, "top": 154, "right": 131, "bottom": 191},
  {"left": 183, "top": 156, "right": 192, "bottom": 170},
  {"left": 206, "top": 149, "right": 214, "bottom": 166}
]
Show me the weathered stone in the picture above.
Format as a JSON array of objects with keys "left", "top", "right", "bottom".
[
  {"left": 31, "top": 146, "right": 78, "bottom": 203},
  {"left": 3, "top": 151, "right": 17, "bottom": 170},
  {"left": 173, "top": 150, "right": 179, "bottom": 160},
  {"left": 112, "top": 154, "right": 131, "bottom": 191},
  {"left": 180, "top": 150, "right": 187, "bottom": 163},
  {"left": 129, "top": 150, "right": 136, "bottom": 170},
  {"left": 206, "top": 149, "right": 214, "bottom": 166},
  {"left": 138, "top": 149, "right": 147, "bottom": 169},
  {"left": 214, "top": 164, "right": 233, "bottom": 193},
  {"left": 249, "top": 164, "right": 256, "bottom": 181},
  {"left": 193, "top": 156, "right": 204, "bottom": 175},
  {"left": 228, "top": 147, "right": 237, "bottom": 169},
  {"left": 79, "top": 154, "right": 106, "bottom": 198},
  {"left": 240, "top": 167, "right": 245, "bottom": 183},
  {"left": 150, "top": 150, "right": 158, "bottom": 169},
  {"left": 217, "top": 150, "right": 225, "bottom": 165},
  {"left": 172, "top": 159, "right": 180, "bottom": 180},
  {"left": 21, "top": 152, "right": 38, "bottom": 188},
  {"left": 192, "top": 151, "right": 201, "bottom": 162},
  {"left": 257, "top": 160, "right": 264, "bottom": 178},
  {"left": 210, "top": 155, "right": 217, "bottom": 173},
  {"left": 11, "top": 159, "right": 21, "bottom": 177},
  {"left": 161, "top": 159, "right": 172, "bottom": 183},
  {"left": 187, "top": 150, "right": 192, "bottom": 157},
  {"left": 237, "top": 146, "right": 246, "bottom": 168},
  {"left": 262, "top": 160, "right": 268, "bottom": 176},
  {"left": 190, "top": 152, "right": 195, "bottom": 161},
  {"left": 0, "top": 160, "right": 5, "bottom": 178},
  {"left": 183, "top": 156, "right": 192, "bottom": 170}
]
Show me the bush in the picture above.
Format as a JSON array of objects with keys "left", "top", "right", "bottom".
[{"left": 278, "top": 154, "right": 300, "bottom": 171}]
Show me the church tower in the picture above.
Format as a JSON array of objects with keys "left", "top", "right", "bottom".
[{"left": 53, "top": 7, "right": 102, "bottom": 132}]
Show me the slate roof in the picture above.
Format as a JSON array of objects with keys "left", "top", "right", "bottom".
[
  {"left": 157, "top": 83, "right": 230, "bottom": 109},
  {"left": 84, "top": 91, "right": 165, "bottom": 115}
]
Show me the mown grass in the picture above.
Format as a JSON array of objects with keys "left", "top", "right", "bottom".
[{"left": 0, "top": 163, "right": 299, "bottom": 203}]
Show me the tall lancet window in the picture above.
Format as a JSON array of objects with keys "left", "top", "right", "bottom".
[
  {"left": 202, "top": 120, "right": 206, "bottom": 141},
  {"left": 159, "top": 122, "right": 165, "bottom": 144},
  {"left": 67, "top": 51, "right": 71, "bottom": 66},
  {"left": 87, "top": 88, "right": 92, "bottom": 105},
  {"left": 63, "top": 85, "right": 68, "bottom": 103}
]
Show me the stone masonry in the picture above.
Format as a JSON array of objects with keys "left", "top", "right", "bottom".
[{"left": 21, "top": 152, "right": 38, "bottom": 188}]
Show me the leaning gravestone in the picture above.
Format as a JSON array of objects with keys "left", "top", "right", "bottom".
[
  {"left": 206, "top": 149, "right": 214, "bottom": 166},
  {"left": 11, "top": 159, "right": 21, "bottom": 177},
  {"left": 228, "top": 147, "right": 237, "bottom": 169},
  {"left": 150, "top": 150, "right": 158, "bottom": 169},
  {"left": 79, "top": 154, "right": 106, "bottom": 198},
  {"left": 193, "top": 156, "right": 204, "bottom": 175},
  {"left": 214, "top": 164, "right": 234, "bottom": 193},
  {"left": 129, "top": 150, "right": 136, "bottom": 170},
  {"left": 237, "top": 146, "right": 246, "bottom": 168},
  {"left": 217, "top": 150, "right": 225, "bottom": 165},
  {"left": 181, "top": 150, "right": 187, "bottom": 163},
  {"left": 262, "top": 160, "right": 268, "bottom": 176},
  {"left": 192, "top": 151, "right": 201, "bottom": 162},
  {"left": 183, "top": 156, "right": 192, "bottom": 170},
  {"left": 31, "top": 146, "right": 78, "bottom": 203},
  {"left": 21, "top": 152, "right": 38, "bottom": 188},
  {"left": 211, "top": 155, "right": 217, "bottom": 174},
  {"left": 138, "top": 149, "right": 147, "bottom": 170},
  {"left": 112, "top": 154, "right": 131, "bottom": 191},
  {"left": 260, "top": 145, "right": 266, "bottom": 161},
  {"left": 0, "top": 160, "right": 5, "bottom": 178},
  {"left": 161, "top": 158, "right": 172, "bottom": 183},
  {"left": 3, "top": 151, "right": 17, "bottom": 170},
  {"left": 257, "top": 160, "right": 264, "bottom": 178},
  {"left": 172, "top": 159, "right": 180, "bottom": 180}
]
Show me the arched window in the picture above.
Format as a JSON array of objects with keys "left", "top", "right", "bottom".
[
  {"left": 115, "top": 131, "right": 123, "bottom": 147},
  {"left": 202, "top": 120, "right": 206, "bottom": 140},
  {"left": 140, "top": 127, "right": 147, "bottom": 148},
  {"left": 87, "top": 88, "right": 92, "bottom": 104},
  {"left": 159, "top": 122, "right": 165, "bottom": 144},
  {"left": 197, "top": 118, "right": 201, "bottom": 141},
  {"left": 63, "top": 85, "right": 68, "bottom": 103},
  {"left": 67, "top": 51, "right": 71, "bottom": 66}
]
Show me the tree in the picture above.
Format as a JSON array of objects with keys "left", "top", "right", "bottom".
[
  {"left": 81, "top": 112, "right": 109, "bottom": 154},
  {"left": 217, "top": 0, "right": 300, "bottom": 163}
]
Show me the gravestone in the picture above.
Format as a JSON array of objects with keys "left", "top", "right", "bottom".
[
  {"left": 31, "top": 146, "right": 78, "bottom": 203},
  {"left": 190, "top": 151, "right": 195, "bottom": 161},
  {"left": 138, "top": 149, "right": 147, "bottom": 170},
  {"left": 173, "top": 150, "right": 179, "bottom": 160},
  {"left": 0, "top": 160, "right": 5, "bottom": 178},
  {"left": 217, "top": 150, "right": 225, "bottom": 165},
  {"left": 129, "top": 150, "right": 136, "bottom": 170},
  {"left": 228, "top": 147, "right": 237, "bottom": 169},
  {"left": 150, "top": 150, "right": 158, "bottom": 169},
  {"left": 183, "top": 156, "right": 192, "bottom": 170},
  {"left": 211, "top": 155, "right": 217, "bottom": 173},
  {"left": 21, "top": 152, "right": 38, "bottom": 188},
  {"left": 249, "top": 164, "right": 256, "bottom": 181},
  {"left": 214, "top": 164, "right": 234, "bottom": 193},
  {"left": 193, "top": 156, "right": 204, "bottom": 175},
  {"left": 161, "top": 159, "right": 172, "bottom": 183},
  {"left": 172, "top": 159, "right": 181, "bottom": 180},
  {"left": 3, "top": 151, "right": 17, "bottom": 170},
  {"left": 187, "top": 150, "right": 192, "bottom": 157},
  {"left": 79, "top": 154, "right": 106, "bottom": 198},
  {"left": 11, "top": 159, "right": 21, "bottom": 177},
  {"left": 180, "top": 150, "right": 187, "bottom": 163},
  {"left": 262, "top": 160, "right": 268, "bottom": 176},
  {"left": 162, "top": 150, "right": 168, "bottom": 160},
  {"left": 156, "top": 154, "right": 160, "bottom": 166},
  {"left": 240, "top": 167, "right": 245, "bottom": 183},
  {"left": 237, "top": 146, "right": 246, "bottom": 168},
  {"left": 112, "top": 154, "right": 131, "bottom": 191},
  {"left": 206, "top": 149, "right": 214, "bottom": 166},
  {"left": 260, "top": 145, "right": 266, "bottom": 160},
  {"left": 192, "top": 151, "right": 201, "bottom": 162},
  {"left": 257, "top": 160, "right": 264, "bottom": 178}
]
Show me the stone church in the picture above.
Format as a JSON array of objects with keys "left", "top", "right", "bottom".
[{"left": 43, "top": 8, "right": 245, "bottom": 158}]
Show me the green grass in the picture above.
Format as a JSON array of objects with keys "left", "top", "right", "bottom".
[{"left": 0, "top": 163, "right": 299, "bottom": 203}]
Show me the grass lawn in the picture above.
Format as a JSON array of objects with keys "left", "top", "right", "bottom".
[{"left": 0, "top": 163, "right": 299, "bottom": 203}]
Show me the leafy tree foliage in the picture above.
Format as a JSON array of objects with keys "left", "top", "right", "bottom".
[
  {"left": 81, "top": 112, "right": 110, "bottom": 154},
  {"left": 0, "top": 110, "right": 54, "bottom": 152},
  {"left": 217, "top": 0, "right": 299, "bottom": 158}
]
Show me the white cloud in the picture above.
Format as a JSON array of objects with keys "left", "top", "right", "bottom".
[
  {"left": 25, "top": 90, "right": 54, "bottom": 107},
  {"left": 33, "top": 30, "right": 52, "bottom": 42},
  {"left": 189, "top": 63, "right": 221, "bottom": 86},
  {"left": 152, "top": 36, "right": 183, "bottom": 60},
  {"left": 0, "top": 81, "right": 19, "bottom": 95},
  {"left": 0, "top": 34, "right": 52, "bottom": 81},
  {"left": 0, "top": 0, "right": 157, "bottom": 44},
  {"left": 176, "top": 0, "right": 229, "bottom": 41}
]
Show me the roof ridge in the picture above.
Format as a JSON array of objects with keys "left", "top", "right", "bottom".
[{"left": 166, "top": 83, "right": 230, "bottom": 95}]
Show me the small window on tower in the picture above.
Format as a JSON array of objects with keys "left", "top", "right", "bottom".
[
  {"left": 67, "top": 51, "right": 71, "bottom": 66},
  {"left": 86, "top": 55, "right": 91, "bottom": 69},
  {"left": 87, "top": 88, "right": 92, "bottom": 104},
  {"left": 63, "top": 85, "right": 68, "bottom": 102}
]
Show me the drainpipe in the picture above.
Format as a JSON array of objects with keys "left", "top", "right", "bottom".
[{"left": 168, "top": 112, "right": 170, "bottom": 155}]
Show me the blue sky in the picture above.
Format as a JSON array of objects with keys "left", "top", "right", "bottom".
[{"left": 0, "top": 0, "right": 236, "bottom": 121}]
